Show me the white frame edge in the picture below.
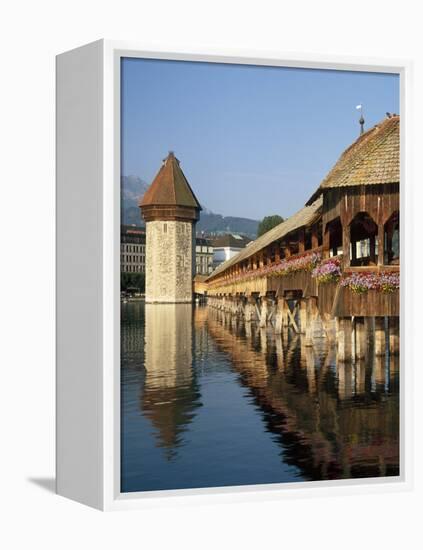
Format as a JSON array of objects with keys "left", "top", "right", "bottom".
[{"left": 56, "top": 39, "right": 413, "bottom": 511}]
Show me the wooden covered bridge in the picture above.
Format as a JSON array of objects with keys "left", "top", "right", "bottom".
[{"left": 199, "top": 115, "right": 400, "bottom": 361}]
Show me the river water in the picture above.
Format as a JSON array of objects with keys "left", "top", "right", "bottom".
[{"left": 121, "top": 301, "right": 399, "bottom": 493}]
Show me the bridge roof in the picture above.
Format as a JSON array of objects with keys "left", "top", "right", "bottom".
[
  {"left": 307, "top": 115, "right": 399, "bottom": 204},
  {"left": 206, "top": 196, "right": 322, "bottom": 281},
  {"left": 140, "top": 151, "right": 202, "bottom": 210}
]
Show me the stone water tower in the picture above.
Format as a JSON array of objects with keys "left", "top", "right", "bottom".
[{"left": 139, "top": 152, "right": 202, "bottom": 303}]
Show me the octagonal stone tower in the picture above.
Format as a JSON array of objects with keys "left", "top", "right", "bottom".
[{"left": 140, "top": 152, "right": 202, "bottom": 303}]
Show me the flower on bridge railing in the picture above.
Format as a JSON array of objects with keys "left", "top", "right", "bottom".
[
  {"left": 210, "top": 251, "right": 322, "bottom": 287},
  {"left": 311, "top": 257, "right": 342, "bottom": 284},
  {"left": 378, "top": 272, "right": 400, "bottom": 293},
  {"left": 340, "top": 271, "right": 399, "bottom": 294},
  {"left": 267, "top": 252, "right": 321, "bottom": 277}
]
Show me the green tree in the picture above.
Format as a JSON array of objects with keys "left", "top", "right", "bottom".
[{"left": 257, "top": 215, "right": 284, "bottom": 237}]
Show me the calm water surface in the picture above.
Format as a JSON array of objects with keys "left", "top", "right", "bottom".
[{"left": 121, "top": 301, "right": 399, "bottom": 493}]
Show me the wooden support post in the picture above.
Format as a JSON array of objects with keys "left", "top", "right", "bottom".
[
  {"left": 374, "top": 316, "right": 386, "bottom": 356},
  {"left": 377, "top": 222, "right": 385, "bottom": 266},
  {"left": 370, "top": 234, "right": 376, "bottom": 265},
  {"left": 275, "top": 335, "right": 284, "bottom": 370},
  {"left": 259, "top": 298, "right": 268, "bottom": 328},
  {"left": 322, "top": 312, "right": 336, "bottom": 343},
  {"left": 281, "top": 298, "right": 289, "bottom": 327},
  {"left": 259, "top": 327, "right": 267, "bottom": 353},
  {"left": 338, "top": 361, "right": 353, "bottom": 400},
  {"left": 305, "top": 297, "right": 317, "bottom": 347},
  {"left": 305, "top": 347, "right": 316, "bottom": 393},
  {"left": 342, "top": 224, "right": 350, "bottom": 267},
  {"left": 267, "top": 298, "right": 275, "bottom": 322},
  {"left": 322, "top": 224, "right": 330, "bottom": 259},
  {"left": 245, "top": 296, "right": 255, "bottom": 322},
  {"left": 389, "top": 317, "right": 400, "bottom": 355},
  {"left": 364, "top": 317, "right": 374, "bottom": 344},
  {"left": 354, "top": 316, "right": 367, "bottom": 360},
  {"left": 374, "top": 355, "right": 386, "bottom": 386},
  {"left": 355, "top": 360, "right": 366, "bottom": 394},
  {"left": 351, "top": 238, "right": 357, "bottom": 265},
  {"left": 299, "top": 299, "right": 307, "bottom": 334},
  {"left": 274, "top": 299, "right": 283, "bottom": 334},
  {"left": 336, "top": 317, "right": 352, "bottom": 362}
]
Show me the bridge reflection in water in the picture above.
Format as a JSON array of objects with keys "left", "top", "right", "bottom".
[{"left": 121, "top": 302, "right": 399, "bottom": 493}]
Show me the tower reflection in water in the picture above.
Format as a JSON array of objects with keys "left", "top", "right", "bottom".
[
  {"left": 142, "top": 304, "right": 201, "bottom": 459},
  {"left": 121, "top": 302, "right": 399, "bottom": 492}
]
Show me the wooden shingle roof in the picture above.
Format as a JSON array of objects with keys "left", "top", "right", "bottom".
[
  {"left": 206, "top": 196, "right": 322, "bottom": 281},
  {"left": 140, "top": 152, "right": 202, "bottom": 210},
  {"left": 307, "top": 115, "right": 399, "bottom": 204}
]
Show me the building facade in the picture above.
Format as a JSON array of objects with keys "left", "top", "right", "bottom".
[
  {"left": 120, "top": 225, "right": 146, "bottom": 273},
  {"left": 195, "top": 237, "right": 214, "bottom": 275},
  {"left": 140, "top": 152, "right": 202, "bottom": 303}
]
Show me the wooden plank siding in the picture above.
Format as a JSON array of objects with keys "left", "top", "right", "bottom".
[
  {"left": 267, "top": 270, "right": 318, "bottom": 298},
  {"left": 332, "top": 287, "right": 399, "bottom": 317},
  {"left": 317, "top": 280, "right": 399, "bottom": 317}
]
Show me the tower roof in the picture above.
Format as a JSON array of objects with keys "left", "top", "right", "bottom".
[{"left": 140, "top": 152, "right": 202, "bottom": 210}]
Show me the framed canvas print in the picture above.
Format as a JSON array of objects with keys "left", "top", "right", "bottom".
[{"left": 56, "top": 40, "right": 412, "bottom": 510}]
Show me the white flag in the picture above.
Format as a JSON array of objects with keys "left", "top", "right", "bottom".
[{"left": 356, "top": 104, "right": 362, "bottom": 110}]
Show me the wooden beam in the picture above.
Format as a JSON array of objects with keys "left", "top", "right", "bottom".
[
  {"left": 298, "top": 228, "right": 305, "bottom": 253},
  {"left": 378, "top": 222, "right": 385, "bottom": 266},
  {"left": 286, "top": 301, "right": 300, "bottom": 333},
  {"left": 322, "top": 225, "right": 330, "bottom": 259},
  {"left": 342, "top": 224, "right": 350, "bottom": 267},
  {"left": 311, "top": 224, "right": 319, "bottom": 249}
]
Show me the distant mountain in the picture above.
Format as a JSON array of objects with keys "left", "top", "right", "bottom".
[
  {"left": 196, "top": 213, "right": 258, "bottom": 239},
  {"left": 121, "top": 175, "right": 259, "bottom": 239},
  {"left": 121, "top": 175, "right": 149, "bottom": 226}
]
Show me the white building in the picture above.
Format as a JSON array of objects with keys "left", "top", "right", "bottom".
[{"left": 211, "top": 234, "right": 252, "bottom": 269}]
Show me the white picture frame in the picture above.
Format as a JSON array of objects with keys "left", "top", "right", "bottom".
[{"left": 56, "top": 39, "right": 412, "bottom": 511}]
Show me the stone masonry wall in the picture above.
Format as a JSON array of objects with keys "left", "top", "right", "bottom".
[{"left": 145, "top": 220, "right": 193, "bottom": 303}]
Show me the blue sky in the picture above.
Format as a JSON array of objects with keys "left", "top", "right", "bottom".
[{"left": 121, "top": 58, "right": 399, "bottom": 220}]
